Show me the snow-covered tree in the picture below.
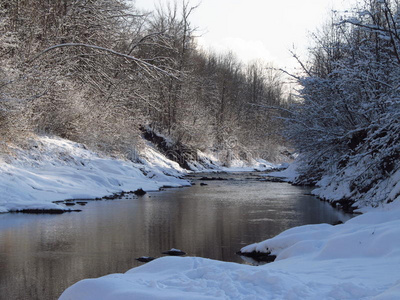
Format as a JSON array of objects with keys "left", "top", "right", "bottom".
[{"left": 287, "top": 0, "right": 400, "bottom": 207}]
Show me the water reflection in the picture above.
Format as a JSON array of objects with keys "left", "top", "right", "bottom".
[{"left": 0, "top": 173, "right": 352, "bottom": 300}]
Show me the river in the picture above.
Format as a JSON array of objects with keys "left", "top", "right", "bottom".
[{"left": 0, "top": 172, "right": 352, "bottom": 300}]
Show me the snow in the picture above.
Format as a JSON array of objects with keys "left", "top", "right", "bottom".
[
  {"left": 188, "top": 150, "right": 283, "bottom": 173},
  {"left": 308, "top": 162, "right": 400, "bottom": 210},
  {"left": 3, "top": 136, "right": 399, "bottom": 299},
  {"left": 0, "top": 135, "right": 190, "bottom": 213},
  {"left": 265, "top": 160, "right": 299, "bottom": 181},
  {"left": 0, "top": 135, "right": 282, "bottom": 213},
  {"left": 59, "top": 200, "right": 400, "bottom": 300}
]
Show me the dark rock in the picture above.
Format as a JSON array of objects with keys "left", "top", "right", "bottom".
[
  {"left": 140, "top": 126, "right": 197, "bottom": 170},
  {"left": 330, "top": 198, "right": 356, "bottom": 214},
  {"left": 64, "top": 202, "right": 76, "bottom": 206},
  {"left": 76, "top": 201, "right": 87, "bottom": 206},
  {"left": 162, "top": 248, "right": 186, "bottom": 256},
  {"left": 134, "top": 188, "right": 147, "bottom": 196},
  {"left": 348, "top": 129, "right": 368, "bottom": 150},
  {"left": 200, "top": 183, "right": 208, "bottom": 186},
  {"left": 136, "top": 256, "right": 156, "bottom": 263},
  {"left": 236, "top": 250, "right": 276, "bottom": 264}
]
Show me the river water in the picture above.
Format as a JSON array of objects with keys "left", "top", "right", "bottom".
[{"left": 0, "top": 172, "right": 352, "bottom": 300}]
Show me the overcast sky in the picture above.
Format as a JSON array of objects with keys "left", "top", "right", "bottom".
[{"left": 133, "top": 0, "right": 355, "bottom": 71}]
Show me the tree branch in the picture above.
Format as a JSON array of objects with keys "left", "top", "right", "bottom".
[{"left": 27, "top": 43, "right": 180, "bottom": 80}]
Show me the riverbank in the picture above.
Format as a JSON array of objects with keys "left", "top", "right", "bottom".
[
  {"left": 0, "top": 135, "right": 191, "bottom": 213},
  {"left": 1, "top": 172, "right": 347, "bottom": 300},
  {"left": 58, "top": 163, "right": 400, "bottom": 300},
  {"left": 59, "top": 200, "right": 400, "bottom": 300},
  {"left": 0, "top": 135, "right": 278, "bottom": 213}
]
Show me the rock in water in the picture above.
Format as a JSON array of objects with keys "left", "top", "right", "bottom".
[
  {"left": 135, "top": 256, "right": 156, "bottom": 263},
  {"left": 162, "top": 248, "right": 186, "bottom": 256},
  {"left": 134, "top": 188, "right": 147, "bottom": 196}
]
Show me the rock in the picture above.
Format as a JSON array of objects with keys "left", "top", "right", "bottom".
[
  {"left": 134, "top": 188, "right": 147, "bottom": 196},
  {"left": 200, "top": 183, "right": 208, "bottom": 186},
  {"left": 236, "top": 250, "right": 276, "bottom": 264},
  {"left": 64, "top": 202, "right": 75, "bottom": 206},
  {"left": 162, "top": 248, "right": 186, "bottom": 256},
  {"left": 76, "top": 201, "right": 87, "bottom": 206},
  {"left": 136, "top": 256, "right": 156, "bottom": 263}
]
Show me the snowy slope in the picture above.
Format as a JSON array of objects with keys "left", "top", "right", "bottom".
[
  {"left": 59, "top": 201, "right": 400, "bottom": 300},
  {"left": 187, "top": 150, "right": 282, "bottom": 173},
  {"left": 0, "top": 136, "right": 190, "bottom": 213},
  {"left": 0, "top": 135, "right": 279, "bottom": 213}
]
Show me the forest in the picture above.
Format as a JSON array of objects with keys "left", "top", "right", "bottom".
[
  {"left": 1, "top": 0, "right": 399, "bottom": 209},
  {"left": 2, "top": 1, "right": 400, "bottom": 299},
  {"left": 286, "top": 0, "right": 400, "bottom": 208},
  {"left": 0, "top": 0, "right": 286, "bottom": 166}
]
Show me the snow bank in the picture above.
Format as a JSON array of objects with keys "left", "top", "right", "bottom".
[
  {"left": 0, "top": 136, "right": 190, "bottom": 213},
  {"left": 265, "top": 160, "right": 298, "bottom": 181},
  {"left": 59, "top": 202, "right": 400, "bottom": 300},
  {"left": 313, "top": 167, "right": 400, "bottom": 210},
  {"left": 0, "top": 134, "right": 283, "bottom": 213},
  {"left": 266, "top": 157, "right": 400, "bottom": 211},
  {"left": 188, "top": 150, "right": 282, "bottom": 173}
]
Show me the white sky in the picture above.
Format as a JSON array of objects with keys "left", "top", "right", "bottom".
[{"left": 133, "top": 0, "right": 356, "bottom": 71}]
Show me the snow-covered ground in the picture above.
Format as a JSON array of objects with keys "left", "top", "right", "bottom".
[
  {"left": 59, "top": 200, "right": 400, "bottom": 299},
  {"left": 266, "top": 158, "right": 400, "bottom": 211},
  {"left": 188, "top": 150, "right": 283, "bottom": 173},
  {"left": 0, "top": 135, "right": 278, "bottom": 213},
  {"left": 0, "top": 136, "right": 191, "bottom": 213},
  {"left": 266, "top": 160, "right": 298, "bottom": 181}
]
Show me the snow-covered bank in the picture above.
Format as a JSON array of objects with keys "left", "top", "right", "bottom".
[
  {"left": 0, "top": 136, "right": 190, "bottom": 213},
  {"left": 188, "top": 150, "right": 283, "bottom": 173},
  {"left": 312, "top": 167, "right": 400, "bottom": 211},
  {"left": 266, "top": 160, "right": 299, "bottom": 182},
  {"left": 59, "top": 201, "right": 400, "bottom": 300},
  {"left": 266, "top": 158, "right": 400, "bottom": 212},
  {"left": 0, "top": 135, "right": 280, "bottom": 213}
]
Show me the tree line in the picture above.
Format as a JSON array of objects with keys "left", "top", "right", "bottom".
[
  {"left": 286, "top": 0, "right": 400, "bottom": 206},
  {"left": 0, "top": 0, "right": 286, "bottom": 164}
]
